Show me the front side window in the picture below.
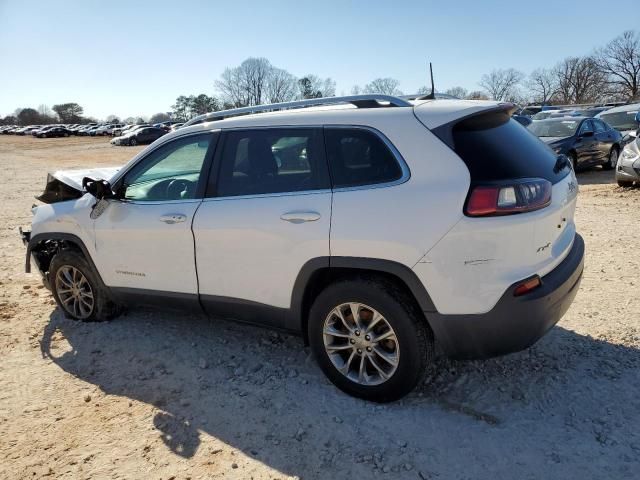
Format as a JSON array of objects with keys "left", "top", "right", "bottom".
[
  {"left": 324, "top": 128, "right": 403, "bottom": 188},
  {"left": 216, "top": 128, "right": 328, "bottom": 197},
  {"left": 121, "top": 134, "right": 212, "bottom": 201}
]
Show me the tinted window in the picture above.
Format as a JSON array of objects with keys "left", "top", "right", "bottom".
[
  {"left": 122, "top": 134, "right": 212, "bottom": 201},
  {"left": 593, "top": 119, "right": 606, "bottom": 133},
  {"left": 216, "top": 128, "right": 328, "bottom": 197},
  {"left": 450, "top": 112, "right": 570, "bottom": 184},
  {"left": 324, "top": 128, "right": 402, "bottom": 188},
  {"left": 578, "top": 120, "right": 594, "bottom": 135}
]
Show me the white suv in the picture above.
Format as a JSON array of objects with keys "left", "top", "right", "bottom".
[{"left": 21, "top": 95, "right": 584, "bottom": 402}]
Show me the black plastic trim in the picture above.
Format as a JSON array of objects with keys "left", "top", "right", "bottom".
[
  {"left": 26, "top": 233, "right": 99, "bottom": 276},
  {"left": 110, "top": 287, "right": 202, "bottom": 312},
  {"left": 427, "top": 234, "right": 585, "bottom": 360}
]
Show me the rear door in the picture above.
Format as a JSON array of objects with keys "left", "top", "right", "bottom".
[
  {"left": 593, "top": 119, "right": 613, "bottom": 161},
  {"left": 193, "top": 127, "right": 331, "bottom": 329},
  {"left": 576, "top": 120, "right": 598, "bottom": 165}
]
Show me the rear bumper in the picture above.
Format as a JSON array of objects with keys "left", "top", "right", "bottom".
[{"left": 427, "top": 233, "right": 585, "bottom": 359}]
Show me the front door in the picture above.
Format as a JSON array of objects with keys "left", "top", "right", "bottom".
[
  {"left": 193, "top": 127, "right": 331, "bottom": 328},
  {"left": 93, "top": 133, "right": 215, "bottom": 296}
]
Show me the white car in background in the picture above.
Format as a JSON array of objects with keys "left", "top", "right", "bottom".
[
  {"left": 21, "top": 94, "right": 584, "bottom": 401},
  {"left": 597, "top": 103, "right": 640, "bottom": 144}
]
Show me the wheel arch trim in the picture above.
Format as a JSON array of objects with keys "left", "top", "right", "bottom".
[{"left": 288, "top": 256, "right": 438, "bottom": 337}]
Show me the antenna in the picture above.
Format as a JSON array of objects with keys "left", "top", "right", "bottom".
[{"left": 415, "top": 62, "right": 436, "bottom": 101}]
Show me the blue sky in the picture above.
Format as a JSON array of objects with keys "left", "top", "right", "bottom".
[{"left": 0, "top": 0, "right": 638, "bottom": 119}]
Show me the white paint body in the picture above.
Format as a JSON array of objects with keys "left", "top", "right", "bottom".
[{"left": 30, "top": 99, "right": 579, "bottom": 315}]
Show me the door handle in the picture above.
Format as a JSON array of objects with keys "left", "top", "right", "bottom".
[
  {"left": 280, "top": 211, "right": 321, "bottom": 224},
  {"left": 159, "top": 214, "right": 187, "bottom": 224}
]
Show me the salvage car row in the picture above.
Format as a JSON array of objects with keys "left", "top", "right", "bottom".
[
  {"left": 0, "top": 121, "right": 184, "bottom": 145},
  {"left": 523, "top": 103, "right": 640, "bottom": 187}
]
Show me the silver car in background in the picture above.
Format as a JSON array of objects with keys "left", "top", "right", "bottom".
[{"left": 617, "top": 132, "right": 640, "bottom": 187}]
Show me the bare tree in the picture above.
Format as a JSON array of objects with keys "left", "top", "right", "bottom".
[
  {"left": 466, "top": 90, "right": 490, "bottom": 100},
  {"left": 527, "top": 68, "right": 557, "bottom": 104},
  {"left": 350, "top": 85, "right": 363, "bottom": 95},
  {"left": 596, "top": 30, "right": 640, "bottom": 100},
  {"left": 553, "top": 56, "right": 606, "bottom": 104},
  {"left": 267, "top": 68, "right": 298, "bottom": 103},
  {"left": 444, "top": 86, "right": 468, "bottom": 99},
  {"left": 298, "top": 74, "right": 336, "bottom": 99},
  {"left": 363, "top": 78, "right": 403, "bottom": 95},
  {"left": 479, "top": 69, "right": 523, "bottom": 101}
]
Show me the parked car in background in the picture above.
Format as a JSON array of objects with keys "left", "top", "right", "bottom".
[
  {"left": 112, "top": 124, "right": 134, "bottom": 136},
  {"left": 94, "top": 124, "right": 124, "bottom": 136},
  {"left": 574, "top": 107, "right": 609, "bottom": 118},
  {"left": 596, "top": 103, "right": 640, "bottom": 145},
  {"left": 528, "top": 117, "right": 622, "bottom": 170},
  {"left": 512, "top": 115, "right": 532, "bottom": 127},
  {"left": 35, "top": 126, "right": 72, "bottom": 138},
  {"left": 532, "top": 109, "right": 575, "bottom": 120},
  {"left": 16, "top": 126, "right": 42, "bottom": 136},
  {"left": 616, "top": 133, "right": 639, "bottom": 187},
  {"left": 110, "top": 126, "right": 166, "bottom": 146}
]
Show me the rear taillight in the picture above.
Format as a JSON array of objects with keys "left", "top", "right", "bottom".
[{"left": 465, "top": 178, "right": 552, "bottom": 217}]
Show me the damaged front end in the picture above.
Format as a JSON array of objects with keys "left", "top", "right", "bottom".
[
  {"left": 36, "top": 167, "right": 120, "bottom": 204},
  {"left": 21, "top": 166, "right": 121, "bottom": 283}
]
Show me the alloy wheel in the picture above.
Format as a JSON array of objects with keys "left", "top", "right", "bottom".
[
  {"left": 323, "top": 303, "right": 400, "bottom": 386},
  {"left": 55, "top": 265, "right": 94, "bottom": 319}
]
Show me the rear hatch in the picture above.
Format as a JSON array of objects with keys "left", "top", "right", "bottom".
[{"left": 414, "top": 102, "right": 578, "bottom": 314}]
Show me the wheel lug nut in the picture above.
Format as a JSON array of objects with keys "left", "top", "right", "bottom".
[
  {"left": 365, "top": 335, "right": 370, "bottom": 341},
  {"left": 355, "top": 330, "right": 360, "bottom": 336},
  {"left": 350, "top": 339, "right": 356, "bottom": 344},
  {"left": 357, "top": 348, "right": 362, "bottom": 354},
  {"left": 366, "top": 347, "right": 372, "bottom": 352}
]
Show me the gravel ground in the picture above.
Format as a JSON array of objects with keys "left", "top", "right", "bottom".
[{"left": 0, "top": 135, "right": 639, "bottom": 479}]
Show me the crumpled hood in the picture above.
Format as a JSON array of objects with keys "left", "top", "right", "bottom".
[
  {"left": 51, "top": 167, "right": 121, "bottom": 191},
  {"left": 36, "top": 167, "right": 121, "bottom": 204},
  {"left": 541, "top": 136, "right": 571, "bottom": 145}
]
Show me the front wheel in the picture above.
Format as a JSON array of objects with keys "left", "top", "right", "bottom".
[
  {"left": 569, "top": 151, "right": 578, "bottom": 171},
  {"left": 50, "top": 250, "right": 121, "bottom": 322},
  {"left": 617, "top": 180, "right": 634, "bottom": 187},
  {"left": 308, "top": 278, "right": 434, "bottom": 402},
  {"left": 603, "top": 147, "right": 618, "bottom": 170},
  {"left": 129, "top": 137, "right": 137, "bottom": 146}
]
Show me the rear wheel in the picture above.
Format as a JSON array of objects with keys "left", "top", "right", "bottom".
[
  {"left": 308, "top": 278, "right": 433, "bottom": 402},
  {"left": 617, "top": 180, "right": 634, "bottom": 187},
  {"left": 129, "top": 137, "right": 137, "bottom": 146},
  {"left": 604, "top": 147, "right": 618, "bottom": 170},
  {"left": 50, "top": 250, "right": 121, "bottom": 322}
]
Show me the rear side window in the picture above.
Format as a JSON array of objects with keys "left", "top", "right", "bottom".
[
  {"left": 449, "top": 112, "right": 570, "bottom": 184},
  {"left": 324, "top": 128, "right": 403, "bottom": 188},
  {"left": 216, "top": 128, "right": 329, "bottom": 197}
]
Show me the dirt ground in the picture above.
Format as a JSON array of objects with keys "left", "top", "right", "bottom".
[{"left": 0, "top": 135, "right": 639, "bottom": 480}]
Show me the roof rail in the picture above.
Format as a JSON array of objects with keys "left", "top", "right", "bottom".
[{"left": 182, "top": 94, "right": 412, "bottom": 127}]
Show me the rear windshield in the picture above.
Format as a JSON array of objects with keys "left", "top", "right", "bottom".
[
  {"left": 450, "top": 111, "right": 570, "bottom": 184},
  {"left": 598, "top": 111, "right": 639, "bottom": 131}
]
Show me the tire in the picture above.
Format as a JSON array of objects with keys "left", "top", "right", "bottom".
[
  {"left": 64, "top": 133, "right": 69, "bottom": 137},
  {"left": 50, "top": 250, "right": 121, "bottom": 322},
  {"left": 308, "top": 277, "right": 434, "bottom": 402},
  {"left": 603, "top": 147, "right": 618, "bottom": 170},
  {"left": 129, "top": 137, "right": 137, "bottom": 146},
  {"left": 569, "top": 151, "right": 578, "bottom": 171},
  {"left": 617, "top": 180, "right": 634, "bottom": 187}
]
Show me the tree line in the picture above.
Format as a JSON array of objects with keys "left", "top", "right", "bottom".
[{"left": 3, "top": 29, "right": 637, "bottom": 126}]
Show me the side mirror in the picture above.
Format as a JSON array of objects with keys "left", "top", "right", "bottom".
[
  {"left": 581, "top": 130, "right": 594, "bottom": 138},
  {"left": 629, "top": 130, "right": 638, "bottom": 139},
  {"left": 82, "top": 177, "right": 114, "bottom": 200},
  {"left": 635, "top": 112, "right": 640, "bottom": 123}
]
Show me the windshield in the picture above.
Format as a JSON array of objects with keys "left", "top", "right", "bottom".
[
  {"left": 598, "top": 111, "right": 639, "bottom": 131},
  {"left": 527, "top": 119, "right": 580, "bottom": 137}
]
